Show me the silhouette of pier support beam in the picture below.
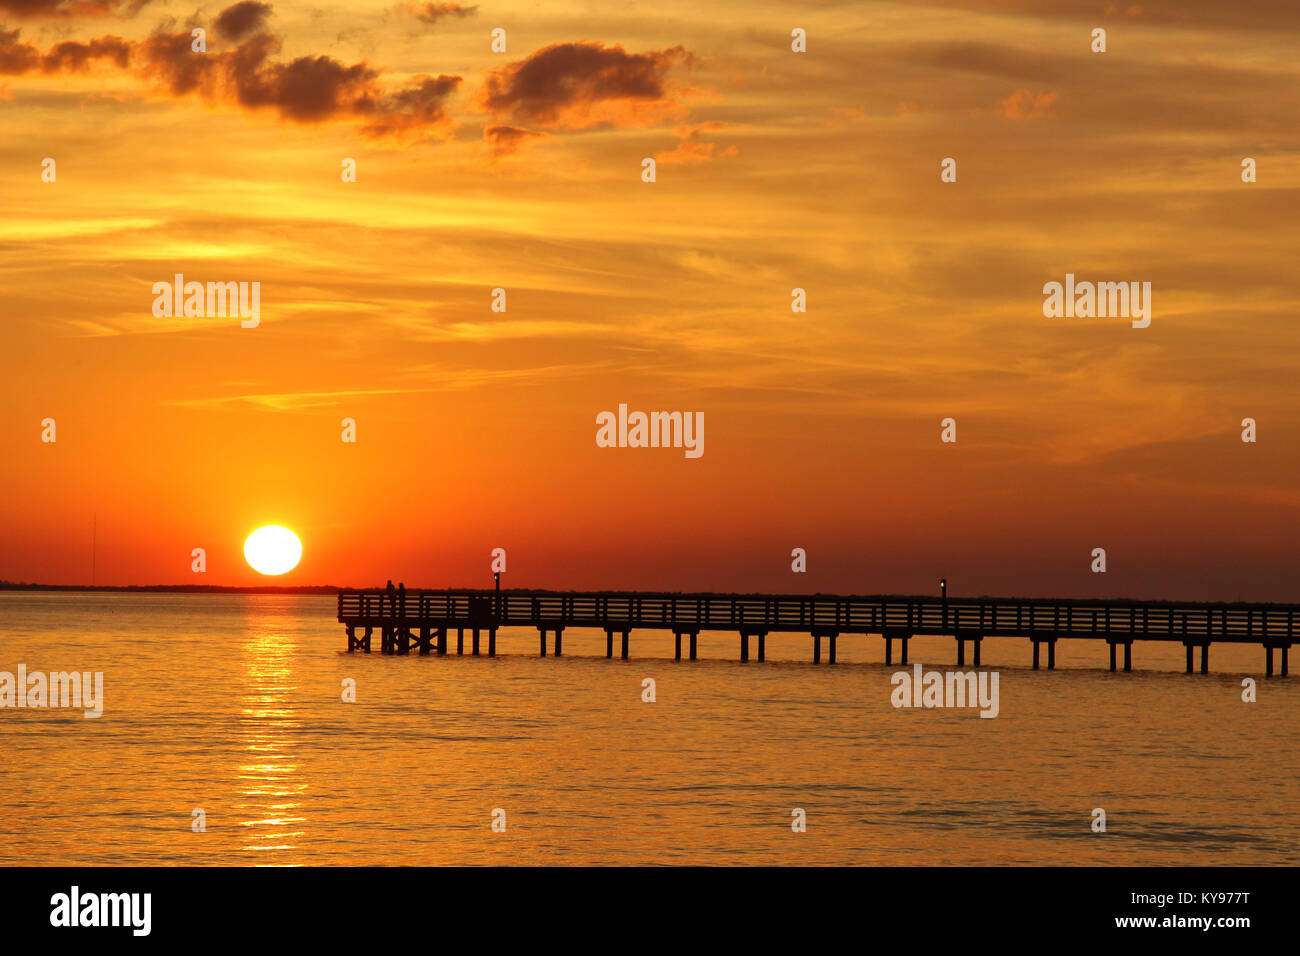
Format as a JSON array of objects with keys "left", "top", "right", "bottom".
[
  {"left": 345, "top": 625, "right": 373, "bottom": 653},
  {"left": 739, "top": 631, "right": 768, "bottom": 663},
  {"left": 472, "top": 628, "right": 481, "bottom": 656},
  {"left": 488, "top": 628, "right": 496, "bottom": 657},
  {"left": 675, "top": 631, "right": 681, "bottom": 660},
  {"left": 606, "top": 629, "right": 614, "bottom": 659},
  {"left": 883, "top": 630, "right": 909, "bottom": 665},
  {"left": 954, "top": 633, "right": 983, "bottom": 667},
  {"left": 456, "top": 628, "right": 464, "bottom": 655},
  {"left": 1032, "top": 637, "right": 1057, "bottom": 670},
  {"left": 436, "top": 626, "right": 447, "bottom": 656},
  {"left": 811, "top": 630, "right": 838, "bottom": 664},
  {"left": 1183, "top": 641, "right": 1210, "bottom": 674},
  {"left": 621, "top": 629, "right": 630, "bottom": 660},
  {"left": 536, "top": 627, "right": 563, "bottom": 656},
  {"left": 1106, "top": 637, "right": 1133, "bottom": 672},
  {"left": 955, "top": 632, "right": 982, "bottom": 666},
  {"left": 1265, "top": 643, "right": 1291, "bottom": 677},
  {"left": 690, "top": 632, "right": 698, "bottom": 661}
]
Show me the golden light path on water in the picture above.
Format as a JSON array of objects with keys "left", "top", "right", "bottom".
[{"left": 236, "top": 605, "right": 308, "bottom": 860}]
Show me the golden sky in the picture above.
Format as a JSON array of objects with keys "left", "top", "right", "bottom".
[{"left": 3, "top": 0, "right": 1299, "bottom": 598}]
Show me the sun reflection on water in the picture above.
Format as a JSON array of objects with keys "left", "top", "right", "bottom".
[{"left": 236, "top": 606, "right": 308, "bottom": 856}]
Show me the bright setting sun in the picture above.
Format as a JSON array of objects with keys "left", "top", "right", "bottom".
[{"left": 243, "top": 525, "right": 302, "bottom": 575}]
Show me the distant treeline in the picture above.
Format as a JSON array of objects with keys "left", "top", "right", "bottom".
[{"left": 0, "top": 582, "right": 343, "bottom": 594}]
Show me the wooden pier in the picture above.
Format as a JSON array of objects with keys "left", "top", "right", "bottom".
[{"left": 337, "top": 588, "right": 1294, "bottom": 676}]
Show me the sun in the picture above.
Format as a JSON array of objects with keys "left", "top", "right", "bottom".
[{"left": 244, "top": 525, "right": 302, "bottom": 576}]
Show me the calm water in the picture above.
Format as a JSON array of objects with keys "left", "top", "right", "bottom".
[{"left": 0, "top": 592, "right": 1296, "bottom": 866}]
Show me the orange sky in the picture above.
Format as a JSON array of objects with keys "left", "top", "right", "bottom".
[{"left": 3, "top": 0, "right": 1299, "bottom": 599}]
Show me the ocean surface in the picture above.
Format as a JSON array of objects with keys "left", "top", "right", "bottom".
[{"left": 0, "top": 592, "right": 1296, "bottom": 866}]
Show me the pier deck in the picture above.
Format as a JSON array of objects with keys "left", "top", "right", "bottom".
[{"left": 337, "top": 588, "right": 1294, "bottom": 675}]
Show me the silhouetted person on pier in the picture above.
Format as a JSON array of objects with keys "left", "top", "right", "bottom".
[
  {"left": 386, "top": 579, "right": 395, "bottom": 614},
  {"left": 398, "top": 582, "right": 406, "bottom": 615}
]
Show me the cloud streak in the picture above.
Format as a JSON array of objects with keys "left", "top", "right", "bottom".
[
  {"left": 481, "top": 41, "right": 690, "bottom": 130},
  {"left": 0, "top": 4, "right": 463, "bottom": 141},
  {"left": 400, "top": 1, "right": 477, "bottom": 26},
  {"left": 0, "top": 0, "right": 149, "bottom": 19}
]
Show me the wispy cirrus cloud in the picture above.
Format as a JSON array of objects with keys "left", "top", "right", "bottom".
[
  {"left": 484, "top": 123, "right": 544, "bottom": 157},
  {"left": 998, "top": 88, "right": 1058, "bottom": 119},
  {"left": 399, "top": 1, "right": 477, "bottom": 26},
  {"left": 655, "top": 122, "right": 736, "bottom": 165}
]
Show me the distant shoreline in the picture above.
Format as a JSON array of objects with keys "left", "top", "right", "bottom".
[{"left": 0, "top": 582, "right": 343, "bottom": 594}]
